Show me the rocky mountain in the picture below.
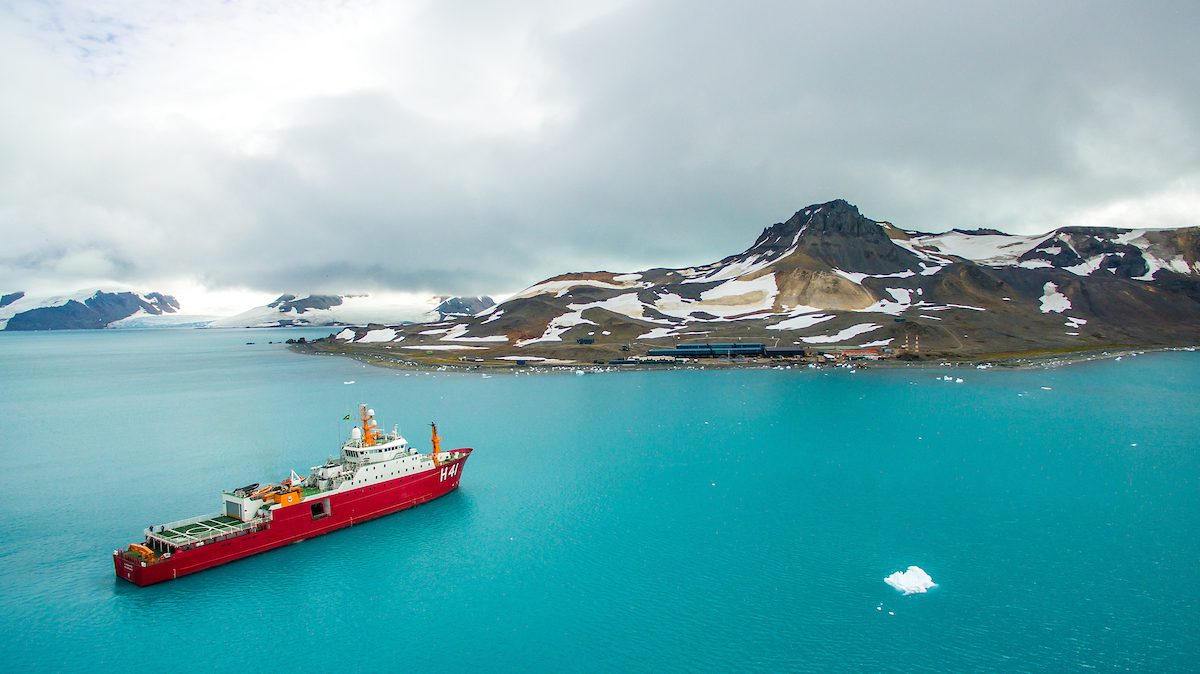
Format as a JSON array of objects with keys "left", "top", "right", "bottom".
[
  {"left": 319, "top": 199, "right": 1200, "bottom": 363},
  {"left": 210, "top": 293, "right": 493, "bottom": 328},
  {"left": 434, "top": 296, "right": 495, "bottom": 321},
  {"left": 0, "top": 289, "right": 181, "bottom": 330}
]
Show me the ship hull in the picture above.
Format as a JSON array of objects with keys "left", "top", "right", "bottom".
[{"left": 114, "top": 451, "right": 471, "bottom": 586}]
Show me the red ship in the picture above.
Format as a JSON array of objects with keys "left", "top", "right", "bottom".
[{"left": 114, "top": 404, "right": 473, "bottom": 586}]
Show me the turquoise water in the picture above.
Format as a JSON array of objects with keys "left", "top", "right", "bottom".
[{"left": 0, "top": 329, "right": 1197, "bottom": 671}]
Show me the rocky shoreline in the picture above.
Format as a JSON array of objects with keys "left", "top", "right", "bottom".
[{"left": 293, "top": 338, "right": 1196, "bottom": 375}]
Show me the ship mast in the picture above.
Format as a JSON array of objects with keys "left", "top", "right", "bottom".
[
  {"left": 360, "top": 404, "right": 379, "bottom": 446},
  {"left": 431, "top": 422, "right": 442, "bottom": 466}
]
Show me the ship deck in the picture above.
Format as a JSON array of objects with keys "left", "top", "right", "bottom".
[{"left": 154, "top": 515, "right": 254, "bottom": 545}]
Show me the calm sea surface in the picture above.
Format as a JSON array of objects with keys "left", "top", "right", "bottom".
[{"left": 0, "top": 328, "right": 1197, "bottom": 672}]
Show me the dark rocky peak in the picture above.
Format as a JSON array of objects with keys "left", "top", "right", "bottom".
[
  {"left": 731, "top": 199, "right": 891, "bottom": 268},
  {"left": 142, "top": 292, "right": 180, "bottom": 314},
  {"left": 793, "top": 199, "right": 890, "bottom": 241},
  {"left": 268, "top": 294, "right": 345, "bottom": 314},
  {"left": 786, "top": 199, "right": 921, "bottom": 274},
  {"left": 436, "top": 296, "right": 495, "bottom": 320},
  {"left": 1, "top": 291, "right": 24, "bottom": 308},
  {"left": 952, "top": 228, "right": 1007, "bottom": 236},
  {"left": 749, "top": 199, "right": 882, "bottom": 250}
]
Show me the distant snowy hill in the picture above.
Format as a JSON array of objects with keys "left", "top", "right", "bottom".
[
  {"left": 323, "top": 199, "right": 1200, "bottom": 361},
  {"left": 434, "top": 296, "right": 495, "bottom": 320},
  {"left": 209, "top": 293, "right": 493, "bottom": 328},
  {"left": 0, "top": 288, "right": 183, "bottom": 330}
]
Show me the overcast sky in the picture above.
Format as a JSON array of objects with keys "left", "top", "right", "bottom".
[{"left": 1, "top": 0, "right": 1197, "bottom": 312}]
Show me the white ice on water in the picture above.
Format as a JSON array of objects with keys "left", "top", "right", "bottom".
[{"left": 884, "top": 566, "right": 937, "bottom": 595}]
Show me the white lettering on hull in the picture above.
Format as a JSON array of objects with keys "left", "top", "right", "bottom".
[{"left": 439, "top": 463, "right": 459, "bottom": 482}]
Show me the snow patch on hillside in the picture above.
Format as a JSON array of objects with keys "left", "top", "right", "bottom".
[
  {"left": 767, "top": 313, "right": 836, "bottom": 330},
  {"left": 358, "top": 328, "right": 397, "bottom": 343},
  {"left": 510, "top": 277, "right": 648, "bottom": 300},
  {"left": 912, "top": 231, "right": 1047, "bottom": 265},
  {"left": 1039, "top": 282, "right": 1071, "bottom": 313},
  {"left": 801, "top": 323, "right": 881, "bottom": 344},
  {"left": 515, "top": 311, "right": 597, "bottom": 347}
]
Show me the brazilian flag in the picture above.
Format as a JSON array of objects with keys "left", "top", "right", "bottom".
[{"left": 343, "top": 414, "right": 351, "bottom": 421}]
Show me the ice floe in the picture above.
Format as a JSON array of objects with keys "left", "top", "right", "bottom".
[{"left": 884, "top": 566, "right": 937, "bottom": 594}]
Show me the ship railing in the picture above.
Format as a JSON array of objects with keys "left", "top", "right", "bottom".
[{"left": 144, "top": 513, "right": 269, "bottom": 551}]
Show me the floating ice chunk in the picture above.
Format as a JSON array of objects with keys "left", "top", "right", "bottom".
[
  {"left": 1040, "top": 386, "right": 1052, "bottom": 390},
  {"left": 955, "top": 378, "right": 964, "bottom": 383},
  {"left": 884, "top": 566, "right": 937, "bottom": 594},
  {"left": 343, "top": 380, "right": 355, "bottom": 385}
]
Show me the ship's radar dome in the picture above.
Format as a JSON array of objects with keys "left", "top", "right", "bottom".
[
  {"left": 351, "top": 427, "right": 362, "bottom": 440},
  {"left": 368, "top": 408, "right": 375, "bottom": 417}
]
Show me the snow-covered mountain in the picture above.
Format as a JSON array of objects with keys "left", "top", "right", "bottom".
[
  {"left": 209, "top": 293, "right": 494, "bottom": 328},
  {"left": 0, "top": 288, "right": 183, "bottom": 330},
  {"left": 323, "top": 199, "right": 1200, "bottom": 360}
]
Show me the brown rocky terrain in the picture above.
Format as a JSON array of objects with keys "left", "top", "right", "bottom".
[{"left": 309, "top": 199, "right": 1200, "bottom": 367}]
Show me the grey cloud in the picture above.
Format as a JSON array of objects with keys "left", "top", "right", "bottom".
[{"left": 0, "top": 1, "right": 1197, "bottom": 297}]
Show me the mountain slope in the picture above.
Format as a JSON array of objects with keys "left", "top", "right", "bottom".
[
  {"left": 210, "top": 293, "right": 495, "bottom": 328},
  {"left": 316, "top": 199, "right": 1200, "bottom": 363},
  {"left": 0, "top": 289, "right": 181, "bottom": 330}
]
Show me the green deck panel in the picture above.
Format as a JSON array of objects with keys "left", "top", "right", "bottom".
[{"left": 158, "top": 515, "right": 253, "bottom": 542}]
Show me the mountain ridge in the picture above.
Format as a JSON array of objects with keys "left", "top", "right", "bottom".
[{"left": 318, "top": 199, "right": 1200, "bottom": 364}]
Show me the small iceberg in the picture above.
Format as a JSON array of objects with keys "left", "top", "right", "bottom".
[
  {"left": 884, "top": 566, "right": 937, "bottom": 595},
  {"left": 343, "top": 380, "right": 355, "bottom": 385}
]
